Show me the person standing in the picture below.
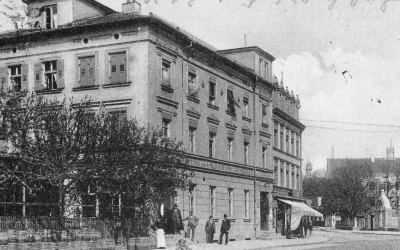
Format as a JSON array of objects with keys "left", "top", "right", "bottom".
[
  {"left": 219, "top": 214, "right": 231, "bottom": 245},
  {"left": 154, "top": 221, "right": 166, "bottom": 249},
  {"left": 183, "top": 211, "right": 198, "bottom": 241},
  {"left": 308, "top": 218, "right": 313, "bottom": 236},
  {"left": 171, "top": 204, "right": 183, "bottom": 235},
  {"left": 205, "top": 216, "right": 215, "bottom": 243}
]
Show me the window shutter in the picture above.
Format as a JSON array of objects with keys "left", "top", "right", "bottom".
[
  {"left": 57, "top": 59, "right": 65, "bottom": 89},
  {"left": 34, "top": 63, "right": 42, "bottom": 91},
  {"left": 0, "top": 67, "right": 8, "bottom": 94},
  {"left": 21, "top": 64, "right": 29, "bottom": 91},
  {"left": 87, "top": 57, "right": 95, "bottom": 86}
]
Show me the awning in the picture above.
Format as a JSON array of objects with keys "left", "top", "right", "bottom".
[{"left": 277, "top": 198, "right": 323, "bottom": 217}]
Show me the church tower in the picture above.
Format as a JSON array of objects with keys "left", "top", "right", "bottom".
[
  {"left": 305, "top": 160, "right": 313, "bottom": 178},
  {"left": 387, "top": 139, "right": 394, "bottom": 160}
]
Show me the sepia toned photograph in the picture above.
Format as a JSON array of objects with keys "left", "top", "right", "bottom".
[{"left": 0, "top": 0, "right": 399, "bottom": 249}]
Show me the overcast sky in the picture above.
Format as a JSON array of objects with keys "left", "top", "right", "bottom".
[{"left": 2, "top": 0, "right": 400, "bottom": 172}]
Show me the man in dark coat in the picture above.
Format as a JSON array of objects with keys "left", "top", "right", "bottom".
[
  {"left": 171, "top": 204, "right": 183, "bottom": 234},
  {"left": 219, "top": 214, "right": 231, "bottom": 245},
  {"left": 205, "top": 216, "right": 215, "bottom": 243}
]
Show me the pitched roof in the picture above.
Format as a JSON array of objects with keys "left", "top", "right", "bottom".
[{"left": 22, "top": 0, "right": 116, "bottom": 15}]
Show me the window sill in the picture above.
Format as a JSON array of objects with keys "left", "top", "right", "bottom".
[
  {"left": 187, "top": 95, "right": 200, "bottom": 103},
  {"left": 229, "top": 219, "right": 236, "bottom": 222},
  {"left": 103, "top": 82, "right": 132, "bottom": 89},
  {"left": 226, "top": 110, "right": 236, "bottom": 117},
  {"left": 36, "top": 88, "right": 63, "bottom": 95},
  {"left": 207, "top": 103, "right": 219, "bottom": 110},
  {"left": 262, "top": 123, "right": 268, "bottom": 129},
  {"left": 73, "top": 85, "right": 100, "bottom": 92},
  {"left": 161, "top": 84, "right": 174, "bottom": 93},
  {"left": 244, "top": 218, "right": 252, "bottom": 223},
  {"left": 242, "top": 116, "right": 252, "bottom": 123}
]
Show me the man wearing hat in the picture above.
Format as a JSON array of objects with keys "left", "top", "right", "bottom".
[
  {"left": 205, "top": 216, "right": 215, "bottom": 243},
  {"left": 183, "top": 211, "right": 199, "bottom": 241},
  {"left": 219, "top": 214, "right": 231, "bottom": 245},
  {"left": 171, "top": 204, "right": 183, "bottom": 235}
]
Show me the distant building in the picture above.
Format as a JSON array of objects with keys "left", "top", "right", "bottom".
[{"left": 327, "top": 142, "right": 400, "bottom": 230}]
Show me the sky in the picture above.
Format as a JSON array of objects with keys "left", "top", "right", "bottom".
[{"left": 2, "top": 0, "right": 400, "bottom": 172}]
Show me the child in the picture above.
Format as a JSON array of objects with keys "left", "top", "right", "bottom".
[{"left": 176, "top": 239, "right": 192, "bottom": 250}]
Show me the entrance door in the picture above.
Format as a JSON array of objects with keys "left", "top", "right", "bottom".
[
  {"left": 260, "top": 192, "right": 269, "bottom": 231},
  {"left": 370, "top": 215, "right": 374, "bottom": 230}
]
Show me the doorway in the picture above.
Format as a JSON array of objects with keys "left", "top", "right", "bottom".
[{"left": 260, "top": 192, "right": 269, "bottom": 231}]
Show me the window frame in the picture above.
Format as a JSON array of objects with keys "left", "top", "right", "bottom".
[
  {"left": 43, "top": 5, "right": 57, "bottom": 30},
  {"left": 43, "top": 60, "right": 58, "bottom": 90},
  {"left": 77, "top": 54, "right": 97, "bottom": 87},
  {"left": 209, "top": 77, "right": 217, "bottom": 105},
  {"left": 189, "top": 126, "right": 196, "bottom": 154},
  {"left": 107, "top": 51, "right": 128, "bottom": 85},
  {"left": 9, "top": 64, "right": 22, "bottom": 91},
  {"left": 210, "top": 186, "right": 216, "bottom": 217},
  {"left": 244, "top": 142, "right": 249, "bottom": 165},
  {"left": 228, "top": 138, "right": 234, "bottom": 161},
  {"left": 162, "top": 119, "right": 171, "bottom": 138},
  {"left": 161, "top": 59, "right": 171, "bottom": 86},
  {"left": 228, "top": 188, "right": 233, "bottom": 217},
  {"left": 188, "top": 67, "right": 198, "bottom": 97},
  {"left": 244, "top": 190, "right": 249, "bottom": 218},
  {"left": 189, "top": 184, "right": 196, "bottom": 214},
  {"left": 227, "top": 88, "right": 236, "bottom": 114},
  {"left": 243, "top": 96, "right": 249, "bottom": 118},
  {"left": 209, "top": 132, "right": 216, "bottom": 158}
]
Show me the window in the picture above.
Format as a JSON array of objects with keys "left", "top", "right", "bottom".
[
  {"left": 78, "top": 56, "right": 96, "bottom": 87},
  {"left": 244, "top": 142, "right": 249, "bottom": 165},
  {"left": 286, "top": 169, "right": 290, "bottom": 188},
  {"left": 274, "top": 160, "right": 279, "bottom": 184},
  {"left": 228, "top": 188, "right": 233, "bottom": 217},
  {"left": 109, "top": 52, "right": 126, "bottom": 84},
  {"left": 286, "top": 129, "right": 290, "bottom": 153},
  {"left": 162, "top": 119, "right": 170, "bottom": 138},
  {"left": 280, "top": 126, "right": 284, "bottom": 150},
  {"left": 43, "top": 5, "right": 57, "bottom": 29},
  {"left": 209, "top": 77, "right": 216, "bottom": 105},
  {"left": 243, "top": 97, "right": 249, "bottom": 118},
  {"left": 188, "top": 68, "right": 198, "bottom": 97},
  {"left": 43, "top": 61, "right": 57, "bottom": 90},
  {"left": 296, "top": 134, "right": 300, "bottom": 157},
  {"left": 262, "top": 147, "right": 267, "bottom": 168},
  {"left": 82, "top": 182, "right": 97, "bottom": 217},
  {"left": 228, "top": 138, "right": 234, "bottom": 161},
  {"left": 274, "top": 123, "right": 278, "bottom": 148},
  {"left": 189, "top": 185, "right": 195, "bottom": 213},
  {"left": 244, "top": 190, "right": 249, "bottom": 218},
  {"left": 209, "top": 133, "right": 215, "bottom": 158},
  {"left": 280, "top": 163, "right": 284, "bottom": 186},
  {"left": 162, "top": 59, "right": 171, "bottom": 85},
  {"left": 264, "top": 62, "right": 268, "bottom": 80},
  {"left": 112, "top": 195, "right": 121, "bottom": 217},
  {"left": 227, "top": 89, "right": 236, "bottom": 114},
  {"left": 9, "top": 65, "right": 21, "bottom": 91},
  {"left": 109, "top": 110, "right": 127, "bottom": 129},
  {"left": 259, "top": 58, "right": 263, "bottom": 76},
  {"left": 262, "top": 104, "right": 267, "bottom": 124},
  {"left": 291, "top": 132, "right": 295, "bottom": 155},
  {"left": 210, "top": 186, "right": 216, "bottom": 217},
  {"left": 189, "top": 127, "right": 196, "bottom": 153}
]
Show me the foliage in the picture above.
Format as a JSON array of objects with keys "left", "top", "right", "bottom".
[{"left": 0, "top": 91, "right": 191, "bottom": 236}]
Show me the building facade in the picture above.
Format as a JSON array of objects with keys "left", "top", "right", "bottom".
[{"left": 0, "top": 0, "right": 305, "bottom": 240}]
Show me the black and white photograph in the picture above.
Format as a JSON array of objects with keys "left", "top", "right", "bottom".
[{"left": 0, "top": 0, "right": 400, "bottom": 249}]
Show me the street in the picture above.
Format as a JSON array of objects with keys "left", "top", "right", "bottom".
[{"left": 275, "top": 229, "right": 400, "bottom": 250}]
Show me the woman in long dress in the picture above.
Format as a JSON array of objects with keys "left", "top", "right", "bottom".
[{"left": 155, "top": 221, "right": 166, "bottom": 249}]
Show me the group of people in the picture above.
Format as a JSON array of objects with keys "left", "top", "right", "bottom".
[{"left": 154, "top": 204, "right": 232, "bottom": 249}]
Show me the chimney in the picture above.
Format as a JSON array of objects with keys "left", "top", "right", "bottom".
[{"left": 122, "top": 0, "right": 141, "bottom": 14}]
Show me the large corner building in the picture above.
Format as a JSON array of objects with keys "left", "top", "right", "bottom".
[{"left": 0, "top": 0, "right": 306, "bottom": 240}]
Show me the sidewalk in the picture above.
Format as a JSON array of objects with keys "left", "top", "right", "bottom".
[
  {"left": 319, "top": 227, "right": 400, "bottom": 236},
  {"left": 160, "top": 234, "right": 329, "bottom": 250}
]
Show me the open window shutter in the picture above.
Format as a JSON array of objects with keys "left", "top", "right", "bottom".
[
  {"left": 21, "top": 64, "right": 29, "bottom": 91},
  {"left": 34, "top": 63, "right": 42, "bottom": 91},
  {"left": 0, "top": 67, "right": 8, "bottom": 94},
  {"left": 57, "top": 59, "right": 64, "bottom": 89},
  {"left": 79, "top": 58, "right": 86, "bottom": 87}
]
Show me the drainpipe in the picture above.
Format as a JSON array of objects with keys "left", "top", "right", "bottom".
[{"left": 252, "top": 77, "right": 257, "bottom": 239}]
